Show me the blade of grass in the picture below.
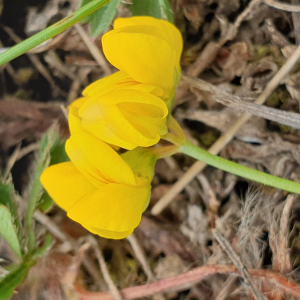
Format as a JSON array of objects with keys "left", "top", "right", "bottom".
[{"left": 0, "top": 0, "right": 110, "bottom": 65}]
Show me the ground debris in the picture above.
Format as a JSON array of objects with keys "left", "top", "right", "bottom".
[{"left": 2, "top": 0, "right": 300, "bottom": 299}]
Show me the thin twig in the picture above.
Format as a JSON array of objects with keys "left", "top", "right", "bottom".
[
  {"left": 33, "top": 210, "right": 106, "bottom": 288},
  {"left": 151, "top": 44, "right": 300, "bottom": 215},
  {"left": 3, "top": 140, "right": 38, "bottom": 182},
  {"left": 222, "top": 0, "right": 263, "bottom": 42},
  {"left": 74, "top": 23, "right": 111, "bottom": 75},
  {"left": 126, "top": 234, "right": 156, "bottom": 282},
  {"left": 292, "top": 0, "right": 300, "bottom": 45},
  {"left": 75, "top": 264, "right": 300, "bottom": 300},
  {"left": 61, "top": 242, "right": 91, "bottom": 288},
  {"left": 215, "top": 274, "right": 239, "bottom": 300},
  {"left": 16, "top": 143, "right": 40, "bottom": 161},
  {"left": 3, "top": 143, "right": 21, "bottom": 181},
  {"left": 278, "top": 194, "right": 296, "bottom": 273},
  {"left": 183, "top": 75, "right": 300, "bottom": 129},
  {"left": 264, "top": 0, "right": 300, "bottom": 12},
  {"left": 87, "top": 236, "right": 123, "bottom": 300},
  {"left": 212, "top": 229, "right": 267, "bottom": 300},
  {"left": 34, "top": 210, "right": 68, "bottom": 242}
]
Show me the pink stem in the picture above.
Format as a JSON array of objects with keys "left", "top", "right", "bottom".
[{"left": 75, "top": 265, "right": 300, "bottom": 300}]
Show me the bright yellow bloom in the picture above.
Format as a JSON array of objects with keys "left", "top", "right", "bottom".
[
  {"left": 40, "top": 132, "right": 156, "bottom": 239},
  {"left": 102, "top": 16, "right": 183, "bottom": 96},
  {"left": 69, "top": 71, "right": 168, "bottom": 150}
]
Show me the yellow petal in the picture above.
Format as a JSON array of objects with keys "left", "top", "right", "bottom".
[
  {"left": 103, "top": 31, "right": 177, "bottom": 91},
  {"left": 68, "top": 97, "right": 89, "bottom": 135},
  {"left": 80, "top": 88, "right": 168, "bottom": 116},
  {"left": 65, "top": 132, "right": 136, "bottom": 187},
  {"left": 81, "top": 72, "right": 164, "bottom": 109},
  {"left": 118, "top": 101, "right": 167, "bottom": 119},
  {"left": 83, "top": 71, "right": 129, "bottom": 97},
  {"left": 84, "top": 225, "right": 133, "bottom": 239},
  {"left": 99, "top": 104, "right": 160, "bottom": 147},
  {"left": 69, "top": 97, "right": 86, "bottom": 109},
  {"left": 40, "top": 162, "right": 96, "bottom": 211},
  {"left": 113, "top": 16, "right": 183, "bottom": 60},
  {"left": 67, "top": 183, "right": 150, "bottom": 232},
  {"left": 122, "top": 110, "right": 167, "bottom": 138},
  {"left": 81, "top": 117, "right": 136, "bottom": 150}
]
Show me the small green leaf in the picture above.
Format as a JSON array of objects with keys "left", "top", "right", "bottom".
[
  {"left": 0, "top": 181, "right": 22, "bottom": 248},
  {"left": 131, "top": 0, "right": 174, "bottom": 22},
  {"left": 121, "top": 147, "right": 157, "bottom": 181},
  {"left": 49, "top": 138, "right": 69, "bottom": 165},
  {"left": 90, "top": 0, "right": 121, "bottom": 37},
  {"left": 0, "top": 259, "right": 34, "bottom": 300},
  {"left": 32, "top": 234, "right": 52, "bottom": 259},
  {"left": 80, "top": 0, "right": 94, "bottom": 22},
  {"left": 81, "top": 0, "right": 121, "bottom": 37},
  {"left": 0, "top": 205, "right": 22, "bottom": 258}
]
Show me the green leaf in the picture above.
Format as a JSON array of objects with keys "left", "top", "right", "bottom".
[
  {"left": 131, "top": 0, "right": 174, "bottom": 22},
  {"left": 90, "top": 0, "right": 121, "bottom": 37},
  {"left": 121, "top": 147, "right": 157, "bottom": 181},
  {"left": 0, "top": 259, "right": 34, "bottom": 300},
  {"left": 81, "top": 0, "right": 94, "bottom": 22},
  {"left": 0, "top": 181, "right": 22, "bottom": 247},
  {"left": 0, "top": 205, "right": 22, "bottom": 258},
  {"left": 26, "top": 126, "right": 58, "bottom": 253},
  {"left": 49, "top": 138, "right": 69, "bottom": 165},
  {"left": 81, "top": 0, "right": 121, "bottom": 37},
  {"left": 32, "top": 234, "right": 52, "bottom": 259}
]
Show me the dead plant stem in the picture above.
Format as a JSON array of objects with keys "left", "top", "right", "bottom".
[
  {"left": 74, "top": 23, "right": 111, "bottom": 75},
  {"left": 212, "top": 229, "right": 267, "bottom": 300},
  {"left": 76, "top": 265, "right": 300, "bottom": 300},
  {"left": 87, "top": 236, "right": 123, "bottom": 300}
]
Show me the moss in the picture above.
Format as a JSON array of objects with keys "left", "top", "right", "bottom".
[
  {"left": 265, "top": 89, "right": 290, "bottom": 107},
  {"left": 199, "top": 130, "right": 220, "bottom": 147}
]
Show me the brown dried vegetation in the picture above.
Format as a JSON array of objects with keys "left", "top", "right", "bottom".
[{"left": 2, "top": 0, "right": 300, "bottom": 299}]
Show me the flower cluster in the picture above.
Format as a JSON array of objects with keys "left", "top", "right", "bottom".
[{"left": 41, "top": 17, "right": 183, "bottom": 239}]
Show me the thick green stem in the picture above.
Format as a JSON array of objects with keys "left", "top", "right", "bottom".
[
  {"left": 179, "top": 139, "right": 300, "bottom": 194},
  {"left": 0, "top": 0, "right": 110, "bottom": 65}
]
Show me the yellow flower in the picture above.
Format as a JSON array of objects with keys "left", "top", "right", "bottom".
[
  {"left": 40, "top": 132, "right": 156, "bottom": 239},
  {"left": 69, "top": 71, "right": 168, "bottom": 150},
  {"left": 102, "top": 16, "right": 183, "bottom": 96}
]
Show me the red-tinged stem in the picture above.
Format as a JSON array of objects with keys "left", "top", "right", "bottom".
[{"left": 75, "top": 265, "right": 300, "bottom": 300}]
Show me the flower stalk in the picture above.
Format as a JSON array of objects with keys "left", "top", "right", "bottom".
[
  {"left": 179, "top": 139, "right": 300, "bottom": 194},
  {"left": 0, "top": 0, "right": 110, "bottom": 66}
]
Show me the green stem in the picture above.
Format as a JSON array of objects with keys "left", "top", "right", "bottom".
[
  {"left": 0, "top": 0, "right": 110, "bottom": 65},
  {"left": 179, "top": 139, "right": 300, "bottom": 194}
]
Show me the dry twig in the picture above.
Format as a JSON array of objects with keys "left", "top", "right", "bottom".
[
  {"left": 264, "top": 0, "right": 300, "bottom": 12},
  {"left": 212, "top": 229, "right": 267, "bottom": 300},
  {"left": 87, "top": 236, "right": 123, "bottom": 300},
  {"left": 183, "top": 75, "right": 300, "bottom": 129},
  {"left": 74, "top": 23, "right": 111, "bottom": 76},
  {"left": 126, "top": 234, "right": 156, "bottom": 282},
  {"left": 273, "top": 194, "right": 296, "bottom": 273},
  {"left": 215, "top": 274, "right": 239, "bottom": 300}
]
